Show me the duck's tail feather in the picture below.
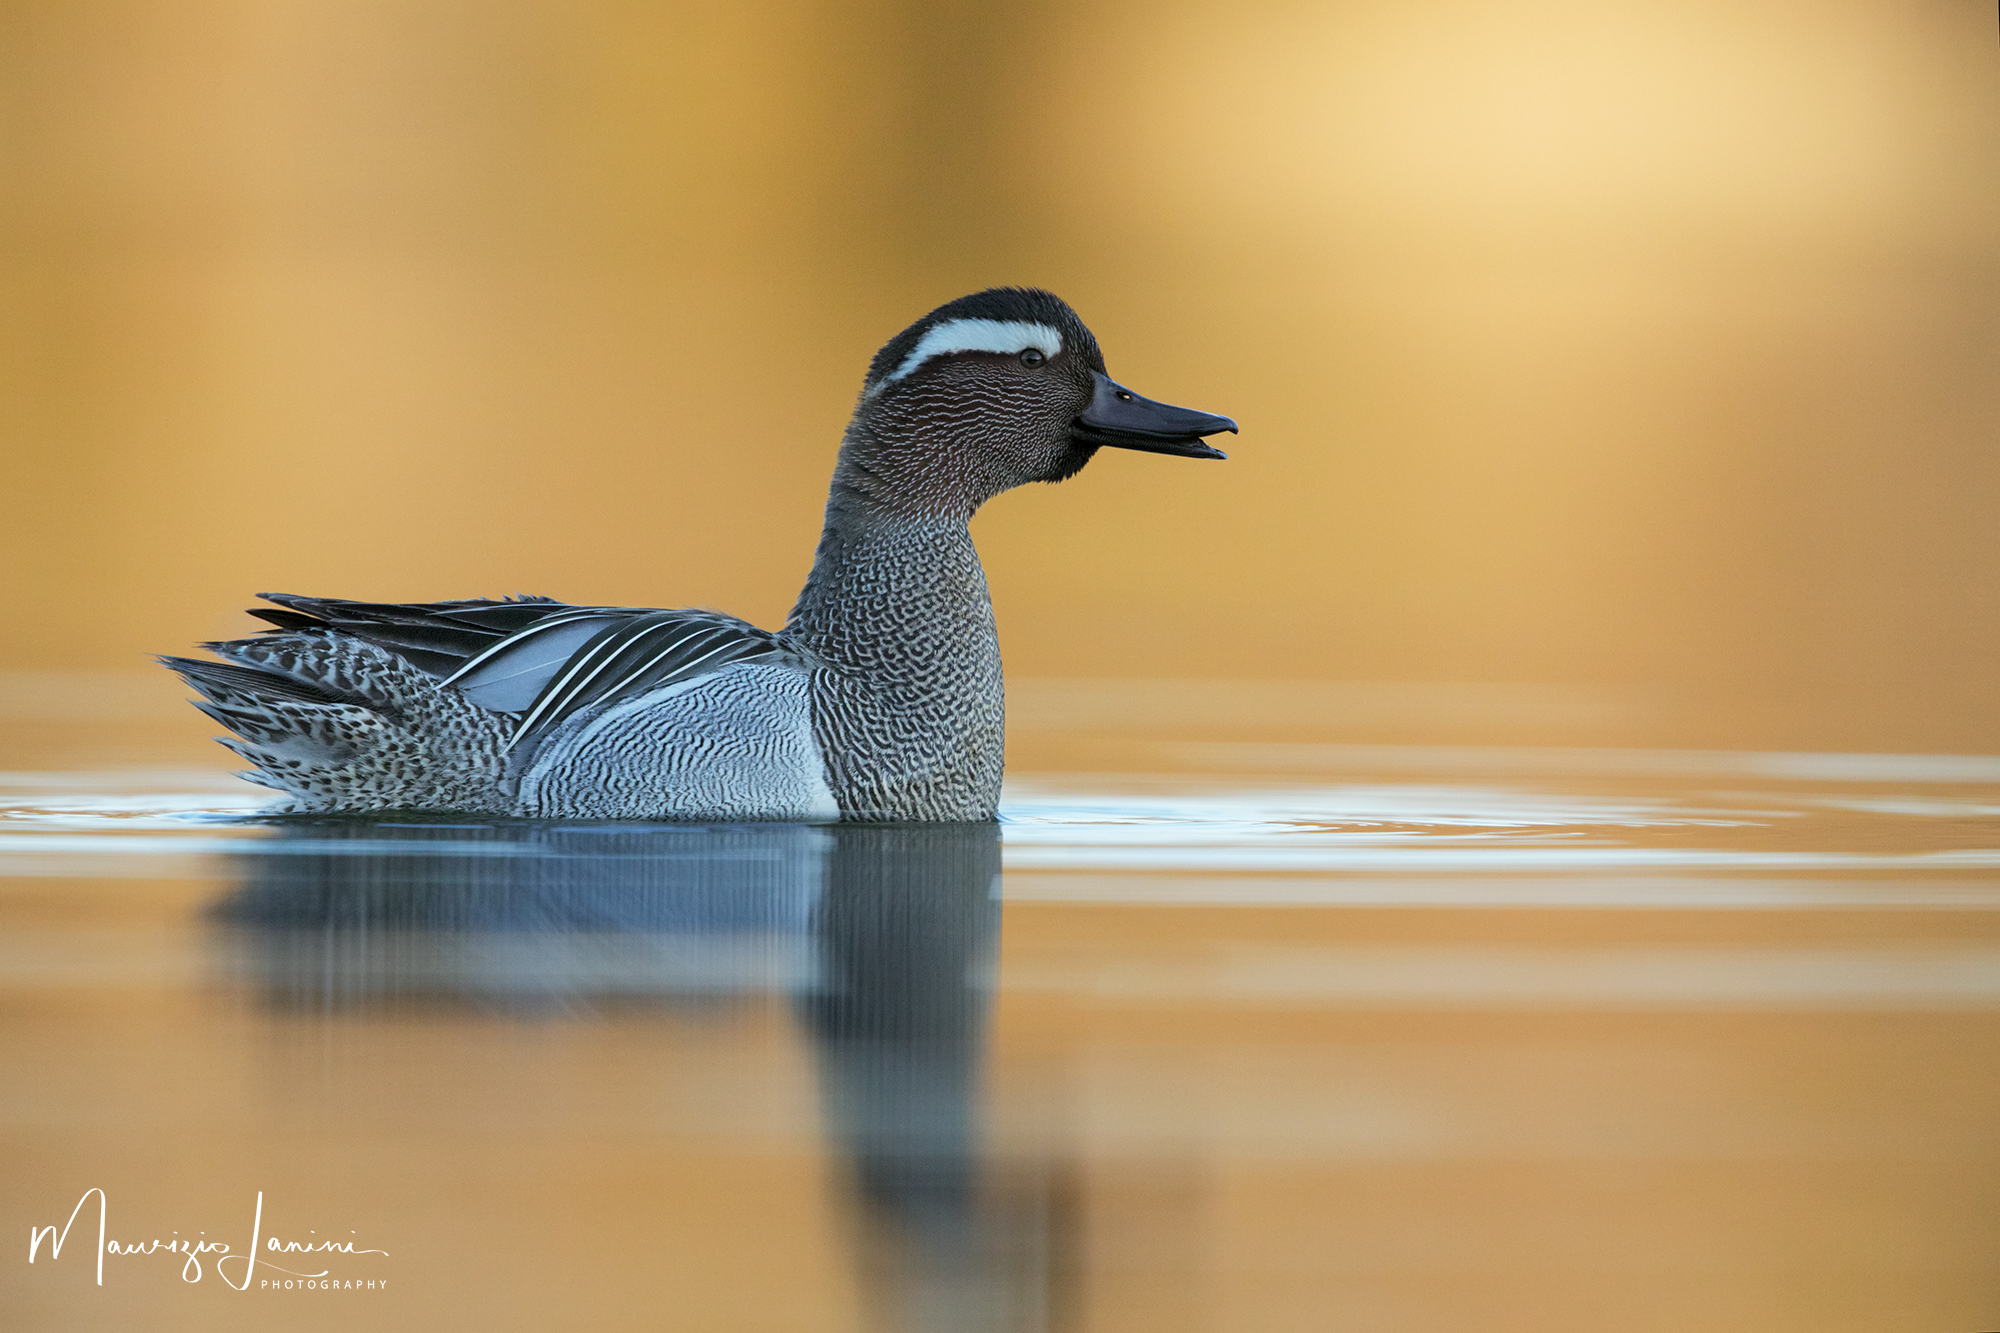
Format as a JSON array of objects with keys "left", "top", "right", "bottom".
[{"left": 162, "top": 630, "right": 513, "bottom": 813}]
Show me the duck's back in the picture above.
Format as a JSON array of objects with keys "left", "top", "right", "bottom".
[{"left": 165, "top": 594, "right": 836, "bottom": 819}]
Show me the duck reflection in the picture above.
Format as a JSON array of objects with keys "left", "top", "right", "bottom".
[
  {"left": 214, "top": 818, "right": 1049, "bottom": 1331},
  {"left": 215, "top": 819, "right": 832, "bottom": 1005},
  {"left": 801, "top": 826, "right": 1041, "bottom": 1332}
]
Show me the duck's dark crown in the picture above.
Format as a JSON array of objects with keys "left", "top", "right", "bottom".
[{"left": 863, "top": 287, "right": 1105, "bottom": 391}]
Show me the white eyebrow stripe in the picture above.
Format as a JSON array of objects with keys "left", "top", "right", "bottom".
[{"left": 875, "top": 319, "right": 1064, "bottom": 391}]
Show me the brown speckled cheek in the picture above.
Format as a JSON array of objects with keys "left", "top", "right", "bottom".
[{"left": 924, "top": 363, "right": 1094, "bottom": 485}]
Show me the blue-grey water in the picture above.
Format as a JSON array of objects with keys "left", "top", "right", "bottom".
[{"left": 6, "top": 747, "right": 2000, "bottom": 1331}]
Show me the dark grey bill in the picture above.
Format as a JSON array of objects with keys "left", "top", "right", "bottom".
[{"left": 1073, "top": 371, "right": 1237, "bottom": 460}]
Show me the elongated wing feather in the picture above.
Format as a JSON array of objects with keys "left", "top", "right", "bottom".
[
  {"left": 504, "top": 611, "right": 793, "bottom": 754},
  {"left": 252, "top": 594, "right": 581, "bottom": 680},
  {"left": 447, "top": 613, "right": 631, "bottom": 712},
  {"left": 238, "top": 595, "right": 797, "bottom": 748}
]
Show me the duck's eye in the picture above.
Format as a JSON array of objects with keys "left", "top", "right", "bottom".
[{"left": 1019, "top": 348, "right": 1046, "bottom": 368}]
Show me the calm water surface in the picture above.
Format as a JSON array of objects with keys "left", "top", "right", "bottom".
[{"left": 5, "top": 742, "right": 1999, "bottom": 1331}]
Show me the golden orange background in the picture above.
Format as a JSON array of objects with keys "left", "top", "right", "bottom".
[
  {"left": 5, "top": 10, "right": 2000, "bottom": 1328},
  {"left": 2, "top": 0, "right": 1996, "bottom": 753}
]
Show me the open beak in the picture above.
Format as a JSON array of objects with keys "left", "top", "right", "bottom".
[{"left": 1073, "top": 372, "right": 1237, "bottom": 460}]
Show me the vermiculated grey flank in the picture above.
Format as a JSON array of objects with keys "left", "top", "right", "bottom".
[{"left": 161, "top": 287, "right": 1238, "bottom": 820}]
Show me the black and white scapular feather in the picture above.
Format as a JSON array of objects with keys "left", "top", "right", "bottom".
[{"left": 163, "top": 288, "right": 1238, "bottom": 821}]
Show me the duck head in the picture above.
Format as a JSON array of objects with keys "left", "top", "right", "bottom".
[{"left": 837, "top": 288, "right": 1237, "bottom": 518}]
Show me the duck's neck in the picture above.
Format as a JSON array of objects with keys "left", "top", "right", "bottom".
[
  {"left": 784, "top": 465, "right": 995, "bottom": 676},
  {"left": 781, "top": 431, "right": 1009, "bottom": 820}
]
